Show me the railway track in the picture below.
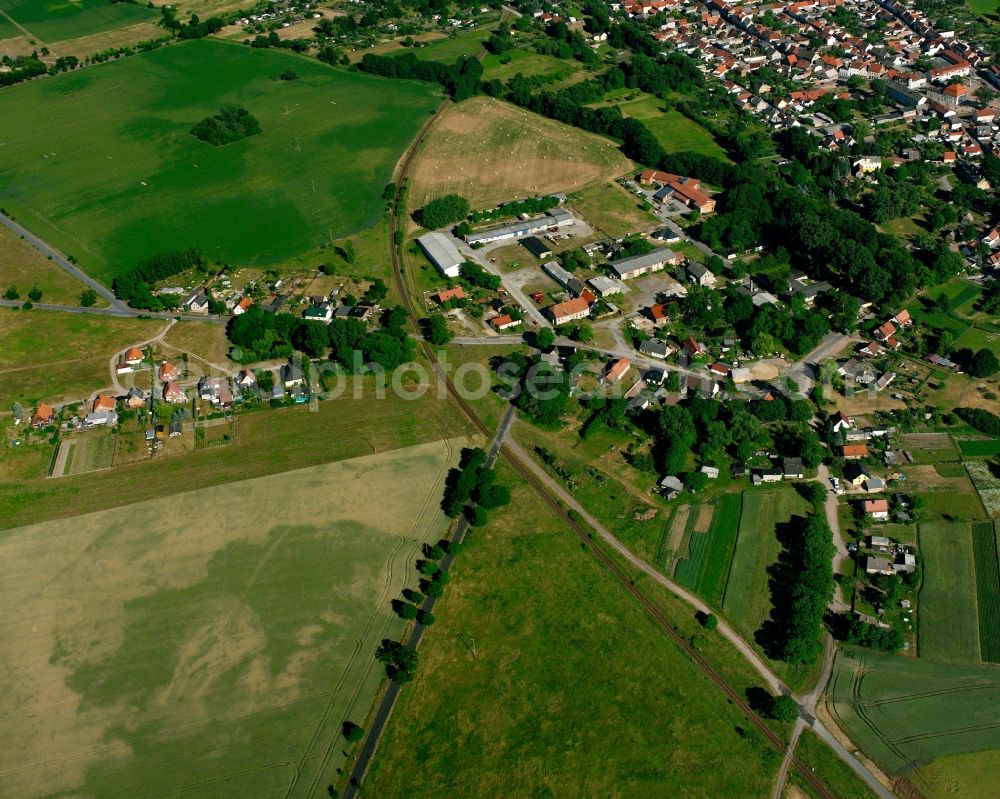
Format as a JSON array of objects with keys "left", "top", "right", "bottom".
[{"left": 383, "top": 107, "right": 838, "bottom": 799}]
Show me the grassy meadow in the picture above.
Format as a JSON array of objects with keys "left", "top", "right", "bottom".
[
  {"left": 912, "top": 747, "right": 1000, "bottom": 798},
  {"left": 409, "top": 96, "right": 633, "bottom": 210},
  {"left": 364, "top": 462, "right": 783, "bottom": 797},
  {"left": 973, "top": 522, "right": 1000, "bottom": 662},
  {"left": 0, "top": 223, "right": 102, "bottom": 306},
  {"left": 0, "top": 38, "right": 440, "bottom": 285},
  {"left": 0, "top": 308, "right": 164, "bottom": 407},
  {"left": 789, "top": 729, "right": 880, "bottom": 799},
  {"left": 827, "top": 648, "right": 1000, "bottom": 774},
  {"left": 0, "top": 439, "right": 460, "bottom": 799},
  {"left": 723, "top": 487, "right": 811, "bottom": 640},
  {"left": 0, "top": 0, "right": 157, "bottom": 43}
]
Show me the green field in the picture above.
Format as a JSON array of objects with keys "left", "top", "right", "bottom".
[
  {"left": 611, "top": 93, "right": 729, "bottom": 161},
  {"left": 955, "top": 325, "right": 1000, "bottom": 354},
  {"left": 364, "top": 463, "right": 783, "bottom": 797},
  {"left": 0, "top": 0, "right": 157, "bottom": 43},
  {"left": 0, "top": 39, "right": 440, "bottom": 285},
  {"left": 0, "top": 439, "right": 460, "bottom": 799},
  {"left": 919, "top": 521, "right": 982, "bottom": 663},
  {"left": 723, "top": 487, "right": 811, "bottom": 639},
  {"left": 973, "top": 522, "right": 1000, "bottom": 663},
  {"left": 828, "top": 648, "right": 1000, "bottom": 774},
  {"left": 960, "top": 439, "right": 1000, "bottom": 457},
  {"left": 674, "top": 492, "right": 743, "bottom": 606}
]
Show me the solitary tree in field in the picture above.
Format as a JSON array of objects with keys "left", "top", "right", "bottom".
[
  {"left": 27, "top": 285, "right": 42, "bottom": 302},
  {"left": 701, "top": 613, "right": 718, "bottom": 630},
  {"left": 79, "top": 288, "right": 98, "bottom": 307},
  {"left": 4, "top": 286, "right": 18, "bottom": 300},
  {"left": 342, "top": 721, "right": 364, "bottom": 743}
]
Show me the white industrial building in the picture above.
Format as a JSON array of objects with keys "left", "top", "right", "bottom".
[
  {"left": 608, "top": 248, "right": 680, "bottom": 280},
  {"left": 417, "top": 231, "right": 464, "bottom": 278}
]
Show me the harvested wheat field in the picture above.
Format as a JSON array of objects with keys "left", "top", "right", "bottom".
[
  {"left": 410, "top": 97, "right": 633, "bottom": 209},
  {"left": 0, "top": 438, "right": 462, "bottom": 799}
]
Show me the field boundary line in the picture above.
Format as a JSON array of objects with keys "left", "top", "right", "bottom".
[{"left": 719, "top": 490, "right": 747, "bottom": 610}]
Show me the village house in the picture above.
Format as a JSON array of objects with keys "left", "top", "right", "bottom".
[
  {"left": 490, "top": 314, "right": 519, "bottom": 331},
  {"left": 659, "top": 475, "right": 684, "bottom": 500},
  {"left": 830, "top": 411, "right": 853, "bottom": 434},
  {"left": 237, "top": 369, "right": 257, "bottom": 388},
  {"left": 687, "top": 262, "right": 717, "bottom": 288},
  {"left": 121, "top": 347, "right": 144, "bottom": 369}
]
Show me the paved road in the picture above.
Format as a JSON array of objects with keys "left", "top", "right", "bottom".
[
  {"left": 0, "top": 211, "right": 122, "bottom": 309},
  {"left": 0, "top": 298, "right": 229, "bottom": 324},
  {"left": 342, "top": 404, "right": 516, "bottom": 798},
  {"left": 785, "top": 331, "right": 857, "bottom": 391}
]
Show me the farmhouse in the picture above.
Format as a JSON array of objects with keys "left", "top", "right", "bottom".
[
  {"left": 417, "top": 231, "right": 464, "bottom": 278},
  {"left": 842, "top": 443, "right": 868, "bottom": 459},
  {"left": 237, "top": 369, "right": 257, "bottom": 388},
  {"left": 185, "top": 293, "right": 210, "bottom": 314},
  {"left": 863, "top": 499, "right": 890, "bottom": 520},
  {"left": 464, "top": 209, "right": 573, "bottom": 245},
  {"left": 549, "top": 297, "right": 590, "bottom": 325},
  {"left": 303, "top": 303, "right": 333, "bottom": 323},
  {"left": 93, "top": 394, "right": 116, "bottom": 413},
  {"left": 31, "top": 402, "right": 55, "bottom": 428},
  {"left": 782, "top": 457, "right": 804, "bottom": 479},
  {"left": 608, "top": 248, "right": 679, "bottom": 280},
  {"left": 844, "top": 461, "right": 872, "bottom": 487},
  {"left": 158, "top": 361, "right": 180, "bottom": 382},
  {"left": 831, "top": 411, "right": 853, "bottom": 433}
]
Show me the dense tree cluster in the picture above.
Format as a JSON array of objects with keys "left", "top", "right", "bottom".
[
  {"left": 956, "top": 407, "right": 1000, "bottom": 437},
  {"left": 159, "top": 8, "right": 224, "bottom": 39},
  {"left": 190, "top": 105, "right": 262, "bottom": 146},
  {"left": 763, "top": 514, "right": 834, "bottom": 665},
  {"left": 357, "top": 52, "right": 483, "bottom": 101},
  {"left": 227, "top": 306, "right": 414, "bottom": 366},
  {"left": 440, "top": 447, "right": 511, "bottom": 522},
  {"left": 375, "top": 639, "right": 418, "bottom": 682},
  {"left": 112, "top": 248, "right": 206, "bottom": 310},
  {"left": 0, "top": 55, "right": 46, "bottom": 87},
  {"left": 846, "top": 619, "right": 905, "bottom": 652},
  {"left": 417, "top": 193, "right": 470, "bottom": 229},
  {"left": 536, "top": 21, "right": 600, "bottom": 66},
  {"left": 459, "top": 261, "right": 501, "bottom": 291}
]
